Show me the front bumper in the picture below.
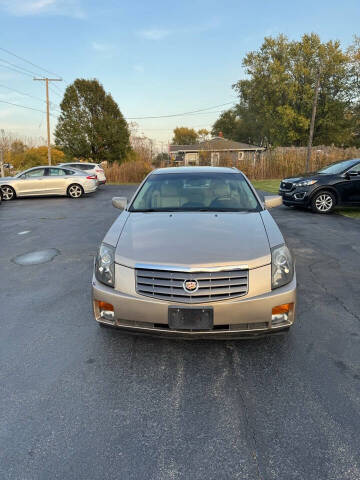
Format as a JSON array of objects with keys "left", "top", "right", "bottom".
[
  {"left": 92, "top": 266, "right": 296, "bottom": 339},
  {"left": 279, "top": 187, "right": 311, "bottom": 206}
]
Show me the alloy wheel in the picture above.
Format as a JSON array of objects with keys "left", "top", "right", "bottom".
[
  {"left": 315, "top": 193, "right": 333, "bottom": 212},
  {"left": 68, "top": 185, "right": 83, "bottom": 198},
  {"left": 1, "top": 186, "right": 14, "bottom": 200}
]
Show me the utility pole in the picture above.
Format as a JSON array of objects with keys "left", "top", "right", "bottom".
[
  {"left": 0, "top": 149, "right": 4, "bottom": 178},
  {"left": 306, "top": 69, "right": 321, "bottom": 173},
  {"left": 34, "top": 77, "right": 62, "bottom": 165}
]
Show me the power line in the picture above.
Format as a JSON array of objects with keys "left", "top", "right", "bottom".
[
  {"left": 49, "top": 85, "right": 64, "bottom": 98},
  {"left": 0, "top": 83, "right": 61, "bottom": 111},
  {"left": 0, "top": 62, "right": 34, "bottom": 78},
  {"left": 51, "top": 83, "right": 65, "bottom": 94},
  {"left": 0, "top": 83, "right": 44, "bottom": 102},
  {"left": 125, "top": 102, "right": 234, "bottom": 119},
  {"left": 141, "top": 125, "right": 213, "bottom": 131},
  {"left": 0, "top": 46, "right": 63, "bottom": 79},
  {"left": 0, "top": 99, "right": 58, "bottom": 116},
  {"left": 0, "top": 57, "right": 43, "bottom": 77}
]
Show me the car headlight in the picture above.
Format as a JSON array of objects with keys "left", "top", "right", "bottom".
[
  {"left": 95, "top": 243, "right": 115, "bottom": 287},
  {"left": 296, "top": 179, "right": 317, "bottom": 187},
  {"left": 271, "top": 244, "right": 294, "bottom": 289}
]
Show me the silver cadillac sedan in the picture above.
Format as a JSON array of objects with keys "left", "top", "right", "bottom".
[
  {"left": 92, "top": 167, "right": 296, "bottom": 338},
  {"left": 0, "top": 165, "right": 97, "bottom": 200}
]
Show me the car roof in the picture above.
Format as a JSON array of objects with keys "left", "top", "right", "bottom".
[
  {"left": 26, "top": 165, "right": 75, "bottom": 169},
  {"left": 59, "top": 162, "right": 96, "bottom": 166},
  {"left": 23, "top": 165, "right": 83, "bottom": 174},
  {"left": 151, "top": 166, "right": 240, "bottom": 175}
]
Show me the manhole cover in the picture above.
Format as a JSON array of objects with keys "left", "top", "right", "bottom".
[{"left": 13, "top": 249, "right": 60, "bottom": 266}]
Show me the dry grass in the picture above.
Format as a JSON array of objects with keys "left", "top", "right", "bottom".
[
  {"left": 104, "top": 160, "right": 152, "bottom": 183},
  {"left": 237, "top": 146, "right": 360, "bottom": 180}
]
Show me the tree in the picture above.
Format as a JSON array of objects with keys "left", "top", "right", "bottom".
[
  {"left": 197, "top": 128, "right": 210, "bottom": 142},
  {"left": 11, "top": 140, "right": 27, "bottom": 154},
  {"left": 216, "top": 34, "right": 357, "bottom": 147},
  {"left": 23, "top": 146, "right": 65, "bottom": 168},
  {"left": 153, "top": 152, "right": 170, "bottom": 167},
  {"left": 55, "top": 78, "right": 130, "bottom": 163},
  {"left": 172, "top": 127, "right": 198, "bottom": 145}
]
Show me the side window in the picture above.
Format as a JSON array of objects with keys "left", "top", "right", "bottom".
[
  {"left": 25, "top": 168, "right": 46, "bottom": 178},
  {"left": 65, "top": 169, "right": 75, "bottom": 175},
  {"left": 49, "top": 168, "right": 67, "bottom": 176},
  {"left": 351, "top": 163, "right": 360, "bottom": 173}
]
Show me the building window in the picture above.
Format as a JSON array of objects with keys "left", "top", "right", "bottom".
[
  {"left": 238, "top": 151, "right": 244, "bottom": 160},
  {"left": 185, "top": 152, "right": 199, "bottom": 166},
  {"left": 211, "top": 152, "right": 220, "bottom": 166}
]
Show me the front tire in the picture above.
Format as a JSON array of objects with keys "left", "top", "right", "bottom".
[
  {"left": 311, "top": 190, "right": 336, "bottom": 214},
  {"left": 1, "top": 185, "right": 16, "bottom": 201},
  {"left": 67, "top": 184, "right": 84, "bottom": 199}
]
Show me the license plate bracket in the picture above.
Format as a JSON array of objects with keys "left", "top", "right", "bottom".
[{"left": 168, "top": 307, "right": 214, "bottom": 330}]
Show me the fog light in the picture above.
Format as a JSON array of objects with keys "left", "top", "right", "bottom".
[
  {"left": 271, "top": 303, "right": 293, "bottom": 326},
  {"left": 294, "top": 192, "right": 306, "bottom": 200},
  {"left": 98, "top": 301, "right": 114, "bottom": 321}
]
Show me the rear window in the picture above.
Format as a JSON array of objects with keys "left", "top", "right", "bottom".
[{"left": 49, "top": 168, "right": 67, "bottom": 176}]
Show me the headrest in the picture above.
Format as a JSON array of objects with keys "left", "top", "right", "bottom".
[
  {"left": 160, "top": 183, "right": 179, "bottom": 196},
  {"left": 213, "top": 182, "right": 230, "bottom": 197}
]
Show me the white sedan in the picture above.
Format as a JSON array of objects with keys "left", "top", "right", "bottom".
[{"left": 0, "top": 165, "right": 97, "bottom": 200}]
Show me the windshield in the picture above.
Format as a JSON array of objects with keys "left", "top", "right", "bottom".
[
  {"left": 130, "top": 172, "right": 261, "bottom": 212},
  {"left": 317, "top": 159, "right": 359, "bottom": 175}
]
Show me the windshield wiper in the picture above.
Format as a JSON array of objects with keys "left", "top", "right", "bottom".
[
  {"left": 198, "top": 208, "right": 251, "bottom": 212},
  {"left": 131, "top": 209, "right": 177, "bottom": 212}
]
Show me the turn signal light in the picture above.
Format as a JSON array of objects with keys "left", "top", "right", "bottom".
[
  {"left": 272, "top": 303, "right": 292, "bottom": 315},
  {"left": 98, "top": 301, "right": 114, "bottom": 311}
]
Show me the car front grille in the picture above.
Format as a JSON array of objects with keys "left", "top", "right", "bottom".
[
  {"left": 135, "top": 267, "right": 249, "bottom": 303},
  {"left": 280, "top": 181, "right": 293, "bottom": 191}
]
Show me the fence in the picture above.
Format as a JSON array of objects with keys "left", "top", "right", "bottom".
[{"left": 233, "top": 146, "right": 360, "bottom": 179}]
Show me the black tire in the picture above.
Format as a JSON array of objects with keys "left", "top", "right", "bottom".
[
  {"left": 67, "top": 184, "right": 84, "bottom": 199},
  {"left": 311, "top": 190, "right": 336, "bottom": 214},
  {"left": 1, "top": 185, "right": 16, "bottom": 201}
]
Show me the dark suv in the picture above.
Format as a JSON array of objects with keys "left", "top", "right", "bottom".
[{"left": 279, "top": 158, "right": 360, "bottom": 214}]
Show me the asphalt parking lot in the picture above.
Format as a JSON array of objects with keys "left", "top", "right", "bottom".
[{"left": 1, "top": 185, "right": 360, "bottom": 480}]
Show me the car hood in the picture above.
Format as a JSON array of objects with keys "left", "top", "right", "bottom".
[
  {"left": 282, "top": 173, "right": 329, "bottom": 183},
  {"left": 115, "top": 212, "right": 272, "bottom": 270}
]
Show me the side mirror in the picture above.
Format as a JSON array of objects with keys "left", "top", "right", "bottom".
[
  {"left": 264, "top": 195, "right": 282, "bottom": 209},
  {"left": 346, "top": 170, "right": 359, "bottom": 178},
  {"left": 112, "top": 197, "right": 128, "bottom": 210}
]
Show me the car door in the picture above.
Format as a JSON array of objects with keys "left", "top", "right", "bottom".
[
  {"left": 47, "top": 167, "right": 70, "bottom": 194},
  {"left": 16, "top": 168, "right": 47, "bottom": 196},
  {"left": 337, "top": 163, "right": 360, "bottom": 204}
]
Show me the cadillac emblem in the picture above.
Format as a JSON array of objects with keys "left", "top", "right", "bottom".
[{"left": 183, "top": 279, "right": 199, "bottom": 293}]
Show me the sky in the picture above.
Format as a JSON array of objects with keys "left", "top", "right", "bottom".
[{"left": 0, "top": 0, "right": 359, "bottom": 150}]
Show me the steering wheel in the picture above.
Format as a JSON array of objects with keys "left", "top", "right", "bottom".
[
  {"left": 182, "top": 201, "right": 204, "bottom": 208},
  {"left": 210, "top": 195, "right": 231, "bottom": 208}
]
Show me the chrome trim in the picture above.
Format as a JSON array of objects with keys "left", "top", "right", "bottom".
[
  {"left": 134, "top": 263, "right": 249, "bottom": 272},
  {"left": 95, "top": 319, "right": 291, "bottom": 338}
]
